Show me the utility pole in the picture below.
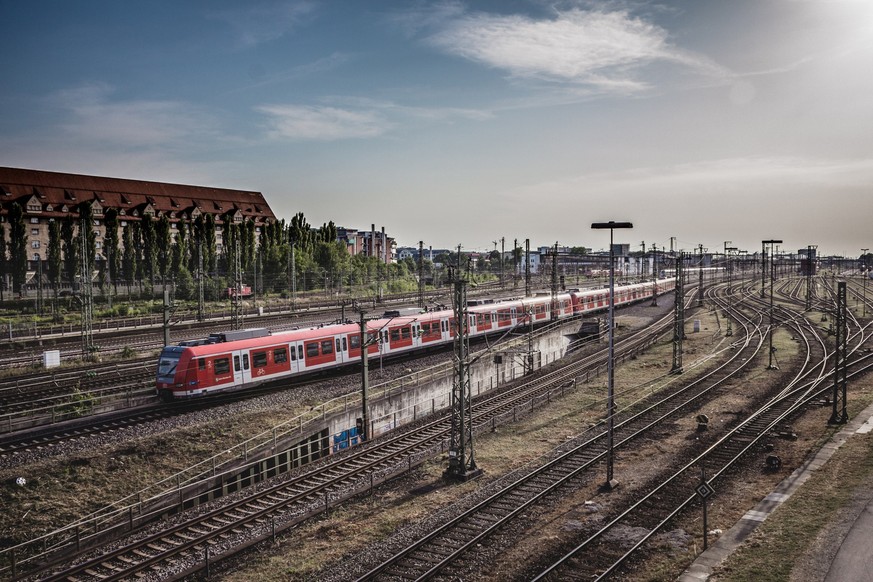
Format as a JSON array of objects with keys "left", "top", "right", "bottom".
[
  {"left": 500, "top": 237, "right": 505, "bottom": 289},
  {"left": 513, "top": 238, "right": 519, "bottom": 290},
  {"left": 640, "top": 241, "right": 646, "bottom": 279},
  {"left": 698, "top": 244, "right": 706, "bottom": 307},
  {"left": 829, "top": 281, "right": 848, "bottom": 424},
  {"left": 418, "top": 240, "right": 425, "bottom": 309},
  {"left": 445, "top": 266, "right": 482, "bottom": 481},
  {"left": 524, "top": 239, "right": 531, "bottom": 297},
  {"left": 79, "top": 225, "right": 94, "bottom": 358},
  {"left": 650, "top": 243, "right": 659, "bottom": 307},
  {"left": 762, "top": 239, "right": 782, "bottom": 295},
  {"left": 671, "top": 253, "right": 684, "bottom": 374},
  {"left": 291, "top": 242, "right": 297, "bottom": 310},
  {"left": 725, "top": 246, "right": 738, "bottom": 337},
  {"left": 805, "top": 245, "right": 817, "bottom": 311},
  {"left": 231, "top": 237, "right": 243, "bottom": 331},
  {"left": 197, "top": 237, "right": 204, "bottom": 322},
  {"left": 550, "top": 242, "right": 559, "bottom": 320},
  {"left": 162, "top": 287, "right": 172, "bottom": 346},
  {"left": 36, "top": 255, "right": 43, "bottom": 315},
  {"left": 862, "top": 248, "right": 869, "bottom": 317},
  {"left": 359, "top": 310, "right": 374, "bottom": 441}
]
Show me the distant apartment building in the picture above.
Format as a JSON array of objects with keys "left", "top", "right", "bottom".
[
  {"left": 337, "top": 224, "right": 395, "bottom": 264},
  {"left": 0, "top": 167, "right": 276, "bottom": 273}
]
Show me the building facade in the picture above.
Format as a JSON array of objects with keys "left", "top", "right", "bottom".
[{"left": 0, "top": 167, "right": 276, "bottom": 275}]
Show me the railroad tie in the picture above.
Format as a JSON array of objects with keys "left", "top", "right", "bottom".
[{"left": 173, "top": 531, "right": 196, "bottom": 542}]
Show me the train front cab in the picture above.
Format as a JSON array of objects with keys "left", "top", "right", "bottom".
[{"left": 156, "top": 346, "right": 187, "bottom": 400}]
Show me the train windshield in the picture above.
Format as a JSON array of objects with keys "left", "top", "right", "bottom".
[{"left": 157, "top": 352, "right": 180, "bottom": 379}]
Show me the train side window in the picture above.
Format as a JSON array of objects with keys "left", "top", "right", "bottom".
[
  {"left": 336, "top": 338, "right": 341, "bottom": 353},
  {"left": 306, "top": 343, "right": 319, "bottom": 358},
  {"left": 243, "top": 354, "right": 249, "bottom": 370},
  {"left": 274, "top": 348, "right": 287, "bottom": 364},
  {"left": 253, "top": 351, "right": 268, "bottom": 367},
  {"left": 214, "top": 357, "right": 230, "bottom": 375},
  {"left": 342, "top": 337, "right": 347, "bottom": 351},
  {"left": 298, "top": 345, "right": 304, "bottom": 360},
  {"left": 234, "top": 355, "right": 240, "bottom": 371},
  {"left": 400, "top": 327, "right": 410, "bottom": 340},
  {"left": 390, "top": 329, "right": 400, "bottom": 342},
  {"left": 198, "top": 358, "right": 206, "bottom": 370},
  {"left": 321, "top": 339, "right": 333, "bottom": 355},
  {"left": 349, "top": 334, "right": 361, "bottom": 349}
]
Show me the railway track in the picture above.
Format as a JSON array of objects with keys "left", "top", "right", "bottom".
[
  {"left": 2, "top": 290, "right": 687, "bottom": 581},
  {"left": 348, "top": 276, "right": 862, "bottom": 581},
  {"left": 534, "top": 307, "right": 869, "bottom": 580},
  {"left": 353, "top": 288, "right": 764, "bottom": 581}
]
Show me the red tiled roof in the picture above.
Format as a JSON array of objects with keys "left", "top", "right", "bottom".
[{"left": 0, "top": 167, "right": 276, "bottom": 222}]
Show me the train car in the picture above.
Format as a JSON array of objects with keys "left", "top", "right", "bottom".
[
  {"left": 660, "top": 266, "right": 724, "bottom": 279},
  {"left": 157, "top": 277, "right": 676, "bottom": 400}
]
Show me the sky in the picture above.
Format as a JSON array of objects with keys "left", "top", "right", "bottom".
[{"left": 2, "top": 0, "right": 872, "bottom": 257}]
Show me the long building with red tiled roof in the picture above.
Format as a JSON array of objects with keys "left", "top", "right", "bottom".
[{"left": 0, "top": 166, "right": 276, "bottom": 267}]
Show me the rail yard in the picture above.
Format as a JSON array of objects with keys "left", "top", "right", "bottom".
[{"left": 1, "top": 267, "right": 872, "bottom": 582}]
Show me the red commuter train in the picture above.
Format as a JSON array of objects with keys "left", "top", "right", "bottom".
[{"left": 156, "top": 278, "right": 675, "bottom": 400}]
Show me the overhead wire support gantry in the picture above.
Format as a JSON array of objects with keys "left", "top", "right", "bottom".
[{"left": 445, "top": 250, "right": 483, "bottom": 482}]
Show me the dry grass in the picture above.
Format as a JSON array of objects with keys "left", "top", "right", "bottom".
[{"left": 0, "top": 406, "right": 311, "bottom": 544}]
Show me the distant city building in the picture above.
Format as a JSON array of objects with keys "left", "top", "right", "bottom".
[{"left": 336, "top": 224, "right": 395, "bottom": 264}]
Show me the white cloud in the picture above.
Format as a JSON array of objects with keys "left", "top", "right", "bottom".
[
  {"left": 50, "top": 83, "right": 217, "bottom": 149},
  {"left": 256, "top": 104, "right": 391, "bottom": 140},
  {"left": 427, "top": 8, "right": 729, "bottom": 93},
  {"left": 208, "top": 1, "right": 316, "bottom": 47}
]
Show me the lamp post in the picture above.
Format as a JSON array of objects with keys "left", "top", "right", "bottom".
[
  {"left": 763, "top": 239, "right": 783, "bottom": 370},
  {"left": 725, "top": 246, "right": 738, "bottom": 336},
  {"left": 591, "top": 220, "right": 633, "bottom": 490}
]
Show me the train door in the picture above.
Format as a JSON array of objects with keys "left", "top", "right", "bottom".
[
  {"left": 232, "top": 350, "right": 248, "bottom": 387},
  {"left": 335, "top": 335, "right": 349, "bottom": 364},
  {"left": 289, "top": 342, "right": 304, "bottom": 373},
  {"left": 411, "top": 322, "right": 421, "bottom": 348}
]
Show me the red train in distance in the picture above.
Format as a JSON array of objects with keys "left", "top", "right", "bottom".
[
  {"left": 226, "top": 285, "right": 253, "bottom": 298},
  {"left": 156, "top": 277, "right": 676, "bottom": 401}
]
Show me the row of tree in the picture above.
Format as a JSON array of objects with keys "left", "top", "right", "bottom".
[{"left": 0, "top": 203, "right": 439, "bottom": 306}]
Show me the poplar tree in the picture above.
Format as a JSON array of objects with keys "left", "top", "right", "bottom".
[
  {"left": 122, "top": 223, "right": 138, "bottom": 294},
  {"left": 61, "top": 215, "right": 78, "bottom": 288},
  {"left": 140, "top": 213, "right": 156, "bottom": 292},
  {"left": 155, "top": 215, "right": 171, "bottom": 287},
  {"left": 8, "top": 202, "right": 28, "bottom": 295},
  {"left": 103, "top": 208, "right": 120, "bottom": 295},
  {"left": 0, "top": 222, "right": 7, "bottom": 301},
  {"left": 47, "top": 219, "right": 62, "bottom": 308}
]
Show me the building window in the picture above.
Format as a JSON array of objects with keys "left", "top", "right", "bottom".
[
  {"left": 94, "top": 220, "right": 101, "bottom": 226},
  {"left": 31, "top": 241, "right": 40, "bottom": 249},
  {"left": 121, "top": 221, "right": 128, "bottom": 227},
  {"left": 31, "top": 228, "right": 39, "bottom": 236},
  {"left": 32, "top": 253, "right": 40, "bottom": 261},
  {"left": 96, "top": 242, "right": 102, "bottom": 249},
  {"left": 30, "top": 217, "right": 39, "bottom": 224}
]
